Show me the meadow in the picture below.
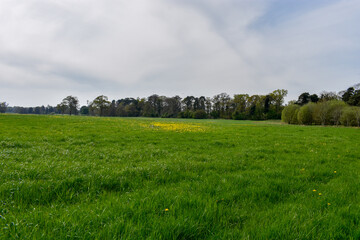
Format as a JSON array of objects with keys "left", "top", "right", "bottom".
[{"left": 0, "top": 114, "right": 360, "bottom": 239}]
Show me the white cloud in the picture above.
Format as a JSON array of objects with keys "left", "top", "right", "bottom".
[{"left": 0, "top": 0, "right": 359, "bottom": 106}]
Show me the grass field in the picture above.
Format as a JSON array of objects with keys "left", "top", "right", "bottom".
[{"left": 1, "top": 114, "right": 360, "bottom": 239}]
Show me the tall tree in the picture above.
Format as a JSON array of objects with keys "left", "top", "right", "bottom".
[
  {"left": 163, "top": 96, "right": 182, "bottom": 118},
  {"left": 109, "top": 100, "right": 116, "bottom": 117},
  {"left": 296, "top": 92, "right": 310, "bottom": 105},
  {"left": 182, "top": 96, "right": 195, "bottom": 111},
  {"left": 341, "top": 87, "right": 354, "bottom": 103},
  {"left": 56, "top": 101, "right": 68, "bottom": 114},
  {"left": 90, "top": 95, "right": 110, "bottom": 116},
  {"left": 309, "top": 94, "right": 319, "bottom": 103},
  {"left": 319, "top": 91, "right": 339, "bottom": 102},
  {"left": 62, "top": 96, "right": 79, "bottom": 115},
  {"left": 270, "top": 89, "right": 288, "bottom": 117},
  {"left": 0, "top": 102, "right": 8, "bottom": 113},
  {"left": 264, "top": 95, "right": 271, "bottom": 113},
  {"left": 80, "top": 106, "right": 89, "bottom": 115}
]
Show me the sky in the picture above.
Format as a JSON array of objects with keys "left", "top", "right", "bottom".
[{"left": 0, "top": 0, "right": 359, "bottom": 107}]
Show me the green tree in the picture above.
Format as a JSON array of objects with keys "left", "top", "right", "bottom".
[
  {"left": 80, "top": 106, "right": 89, "bottom": 115},
  {"left": 62, "top": 96, "right": 79, "bottom": 115},
  {"left": 296, "top": 92, "right": 310, "bottom": 106},
  {"left": 310, "top": 94, "right": 319, "bottom": 103},
  {"left": 341, "top": 87, "right": 355, "bottom": 103},
  {"left": 354, "top": 107, "right": 360, "bottom": 127},
  {"left": 281, "top": 104, "right": 300, "bottom": 124},
  {"left": 0, "top": 102, "right": 8, "bottom": 113},
  {"left": 319, "top": 91, "right": 339, "bottom": 102},
  {"left": 163, "top": 96, "right": 182, "bottom": 118},
  {"left": 90, "top": 95, "right": 110, "bottom": 116},
  {"left": 297, "top": 102, "right": 316, "bottom": 125},
  {"left": 270, "top": 89, "right": 288, "bottom": 118},
  {"left": 193, "top": 109, "right": 207, "bottom": 119},
  {"left": 109, "top": 100, "right": 116, "bottom": 117},
  {"left": 314, "top": 101, "right": 331, "bottom": 125},
  {"left": 328, "top": 100, "right": 346, "bottom": 126},
  {"left": 340, "top": 107, "right": 356, "bottom": 126},
  {"left": 56, "top": 101, "right": 68, "bottom": 114}
]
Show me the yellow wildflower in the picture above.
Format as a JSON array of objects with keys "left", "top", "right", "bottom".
[
  {"left": 327, "top": 203, "right": 331, "bottom": 206},
  {"left": 313, "top": 189, "right": 317, "bottom": 192},
  {"left": 165, "top": 208, "right": 169, "bottom": 212},
  {"left": 144, "top": 122, "right": 206, "bottom": 132},
  {"left": 319, "top": 193, "right": 322, "bottom": 196},
  {"left": 334, "top": 171, "right": 337, "bottom": 173}
]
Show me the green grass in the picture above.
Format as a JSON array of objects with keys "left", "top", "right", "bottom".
[{"left": 1, "top": 114, "right": 360, "bottom": 239}]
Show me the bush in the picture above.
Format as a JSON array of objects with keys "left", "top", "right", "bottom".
[
  {"left": 340, "top": 107, "right": 356, "bottom": 126},
  {"left": 328, "top": 100, "right": 346, "bottom": 125},
  {"left": 193, "top": 110, "right": 207, "bottom": 119},
  {"left": 281, "top": 104, "right": 300, "bottom": 124},
  {"left": 355, "top": 107, "right": 360, "bottom": 127},
  {"left": 297, "top": 102, "right": 316, "bottom": 125},
  {"left": 232, "top": 110, "right": 247, "bottom": 120},
  {"left": 179, "top": 111, "right": 193, "bottom": 118},
  {"left": 314, "top": 101, "right": 330, "bottom": 125}
]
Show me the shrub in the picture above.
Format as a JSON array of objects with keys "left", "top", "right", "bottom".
[
  {"left": 355, "top": 107, "right": 360, "bottom": 127},
  {"left": 297, "top": 102, "right": 316, "bottom": 125},
  {"left": 340, "top": 107, "right": 357, "bottom": 126},
  {"left": 281, "top": 104, "right": 300, "bottom": 124},
  {"left": 232, "top": 110, "right": 247, "bottom": 120},
  {"left": 193, "top": 110, "right": 207, "bottom": 119},
  {"left": 292, "top": 109, "right": 300, "bottom": 124},
  {"left": 328, "top": 100, "right": 346, "bottom": 125},
  {"left": 314, "top": 101, "right": 330, "bottom": 125},
  {"left": 179, "top": 111, "right": 193, "bottom": 118}
]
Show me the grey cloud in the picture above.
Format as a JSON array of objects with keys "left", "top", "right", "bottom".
[{"left": 0, "top": 0, "right": 359, "bottom": 106}]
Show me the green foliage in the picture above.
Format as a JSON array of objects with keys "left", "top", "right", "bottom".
[
  {"left": 1, "top": 115, "right": 360, "bottom": 239},
  {"left": 314, "top": 101, "right": 331, "bottom": 125},
  {"left": 232, "top": 110, "right": 247, "bottom": 120},
  {"left": 297, "top": 102, "right": 316, "bottom": 125},
  {"left": 340, "top": 107, "right": 357, "bottom": 126},
  {"left": 291, "top": 108, "right": 300, "bottom": 124},
  {"left": 193, "top": 110, "right": 207, "bottom": 119},
  {"left": 281, "top": 104, "right": 300, "bottom": 124},
  {"left": 80, "top": 106, "right": 89, "bottom": 115},
  {"left": 62, "top": 96, "right": 79, "bottom": 115},
  {"left": 328, "top": 100, "right": 346, "bottom": 125},
  {"left": 0, "top": 102, "right": 8, "bottom": 113},
  {"left": 90, "top": 95, "right": 111, "bottom": 116}
]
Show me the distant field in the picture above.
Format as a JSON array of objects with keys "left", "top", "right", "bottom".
[{"left": 1, "top": 114, "right": 360, "bottom": 239}]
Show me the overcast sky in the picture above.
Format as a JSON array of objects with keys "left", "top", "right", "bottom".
[{"left": 1, "top": 0, "right": 359, "bottom": 107}]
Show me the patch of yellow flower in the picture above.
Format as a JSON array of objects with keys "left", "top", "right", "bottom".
[{"left": 143, "top": 122, "right": 206, "bottom": 132}]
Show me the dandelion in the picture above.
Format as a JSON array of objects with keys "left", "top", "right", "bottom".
[
  {"left": 165, "top": 208, "right": 169, "bottom": 212},
  {"left": 334, "top": 171, "right": 337, "bottom": 174},
  {"left": 143, "top": 122, "right": 206, "bottom": 132},
  {"left": 327, "top": 203, "right": 331, "bottom": 206},
  {"left": 319, "top": 193, "right": 322, "bottom": 196},
  {"left": 313, "top": 189, "right": 317, "bottom": 192}
]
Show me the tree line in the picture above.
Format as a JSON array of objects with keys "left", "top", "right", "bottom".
[
  {"left": 282, "top": 83, "right": 360, "bottom": 127},
  {"left": 1, "top": 89, "right": 288, "bottom": 120}
]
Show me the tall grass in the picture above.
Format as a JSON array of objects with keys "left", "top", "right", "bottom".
[{"left": 0, "top": 114, "right": 360, "bottom": 239}]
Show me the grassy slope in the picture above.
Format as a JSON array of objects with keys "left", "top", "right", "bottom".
[{"left": 0, "top": 114, "right": 360, "bottom": 239}]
